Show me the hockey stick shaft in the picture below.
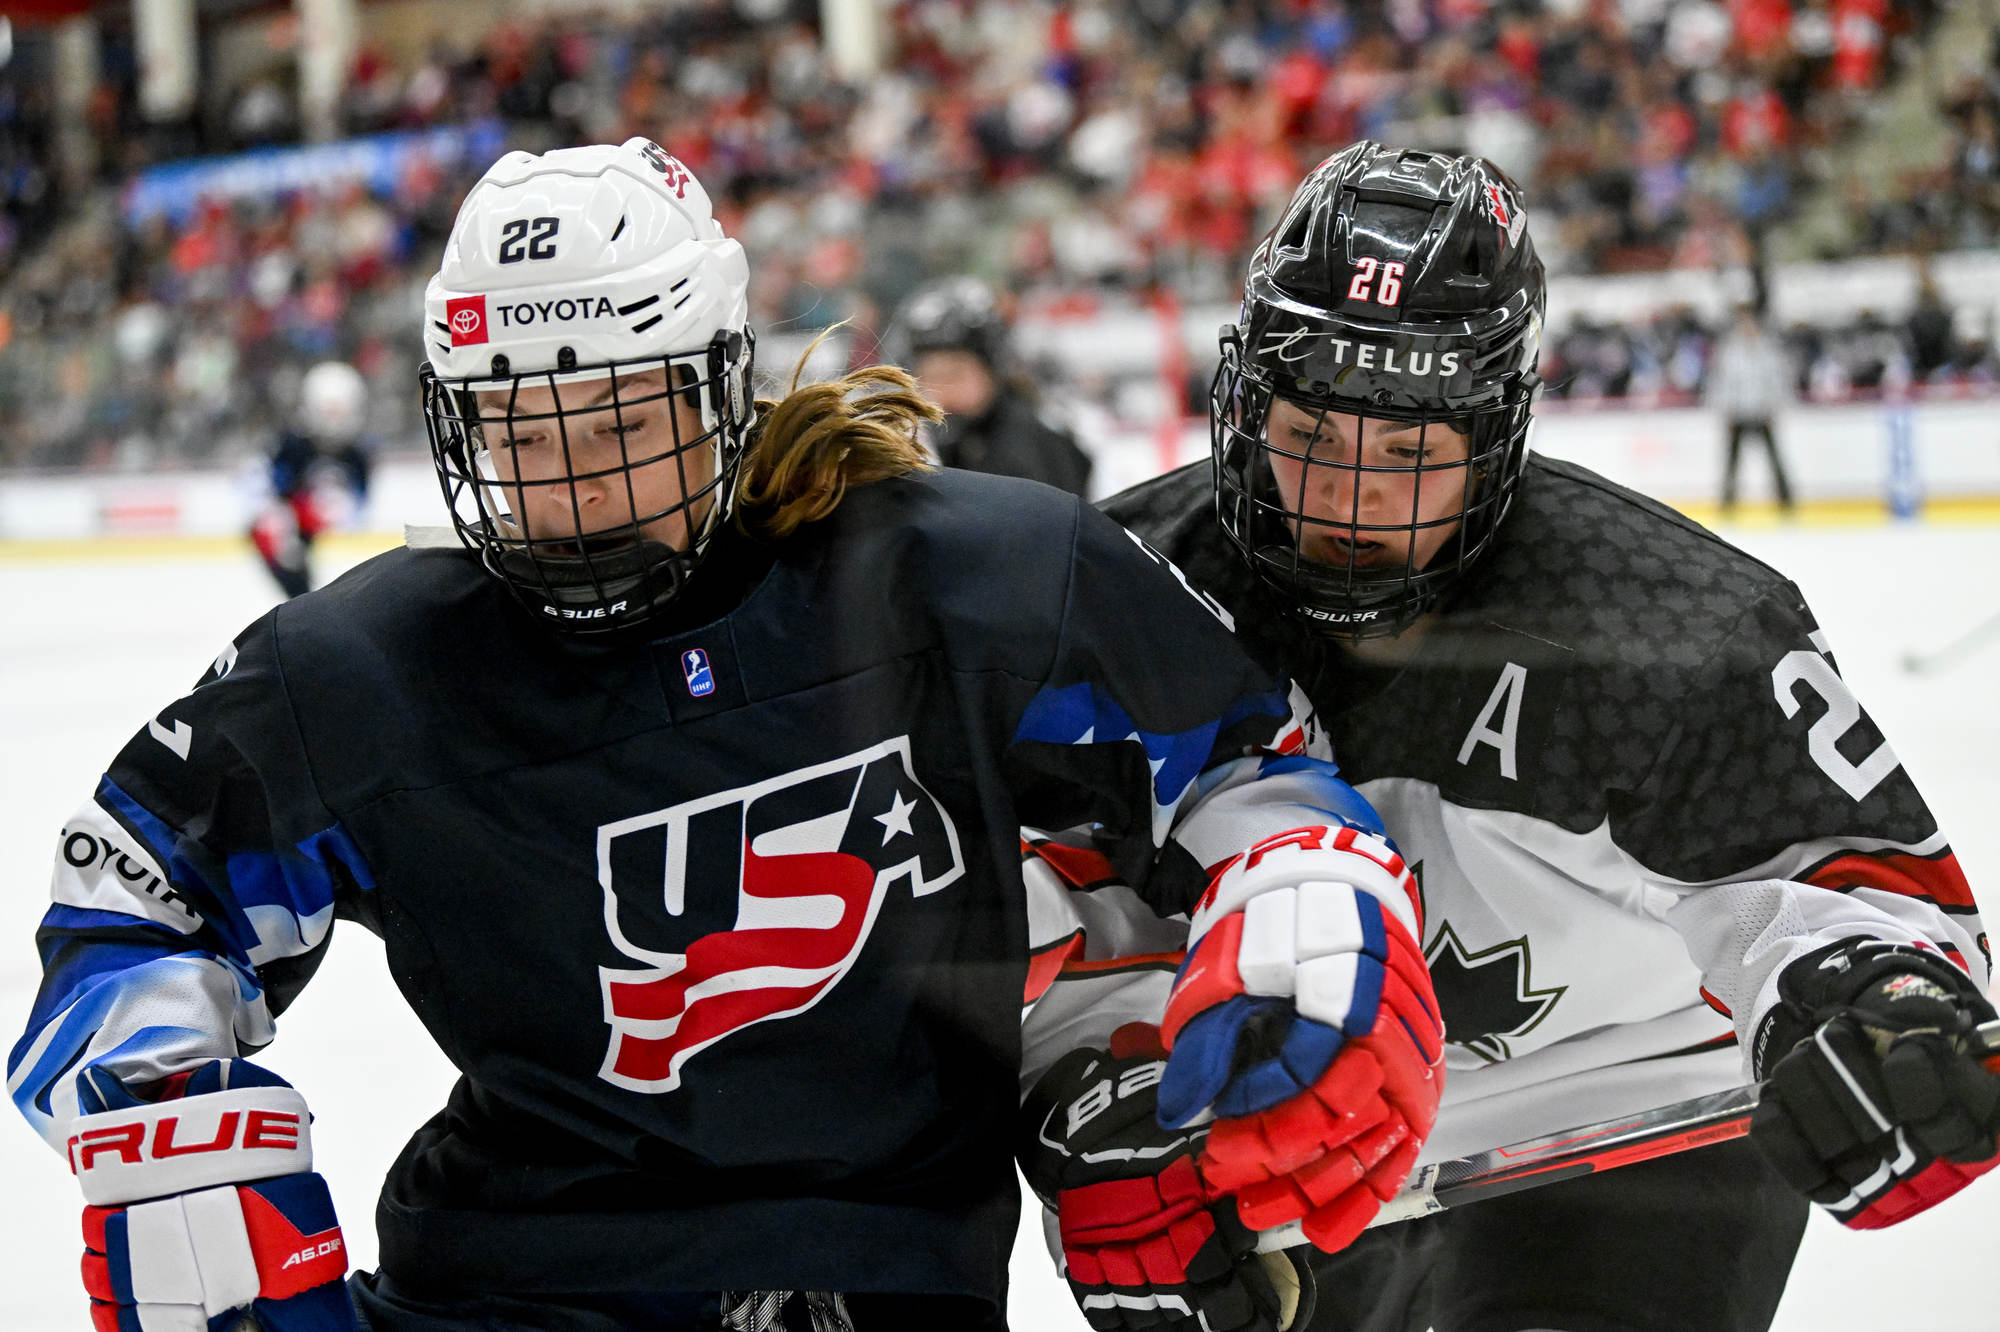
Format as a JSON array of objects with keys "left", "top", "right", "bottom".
[
  {"left": 1902, "top": 607, "right": 2000, "bottom": 674},
  {"left": 1255, "top": 1016, "right": 2000, "bottom": 1254}
]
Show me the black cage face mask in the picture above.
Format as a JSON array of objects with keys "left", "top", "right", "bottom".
[
  {"left": 421, "top": 332, "right": 751, "bottom": 637},
  {"left": 1212, "top": 346, "right": 1533, "bottom": 640}
]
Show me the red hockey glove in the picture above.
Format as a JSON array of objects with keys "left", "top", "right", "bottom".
[
  {"left": 1021, "top": 1028, "right": 1311, "bottom": 1332},
  {"left": 68, "top": 1060, "right": 356, "bottom": 1332},
  {"left": 1157, "top": 826, "right": 1444, "bottom": 1253},
  {"left": 1751, "top": 940, "right": 2000, "bottom": 1229}
]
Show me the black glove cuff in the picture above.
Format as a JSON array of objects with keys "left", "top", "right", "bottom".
[
  {"left": 1020, "top": 1045, "right": 1192, "bottom": 1201},
  {"left": 1754, "top": 939, "right": 1991, "bottom": 1078},
  {"left": 1019, "top": 1046, "right": 1104, "bottom": 1203}
]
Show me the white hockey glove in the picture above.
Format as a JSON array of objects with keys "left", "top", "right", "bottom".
[{"left": 66, "top": 1058, "right": 356, "bottom": 1332}]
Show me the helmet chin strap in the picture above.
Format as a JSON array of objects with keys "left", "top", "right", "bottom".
[
  {"left": 1250, "top": 507, "right": 1467, "bottom": 642},
  {"left": 487, "top": 475, "right": 728, "bottom": 613},
  {"left": 491, "top": 534, "right": 697, "bottom": 619},
  {"left": 1295, "top": 587, "right": 1440, "bottom": 643},
  {"left": 1257, "top": 552, "right": 1438, "bottom": 642}
]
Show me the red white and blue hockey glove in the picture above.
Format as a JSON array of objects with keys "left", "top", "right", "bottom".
[
  {"left": 1751, "top": 940, "right": 2000, "bottom": 1230},
  {"left": 1021, "top": 1026, "right": 1312, "bottom": 1332},
  {"left": 1158, "top": 826, "right": 1444, "bottom": 1254},
  {"left": 67, "top": 1059, "right": 356, "bottom": 1332}
]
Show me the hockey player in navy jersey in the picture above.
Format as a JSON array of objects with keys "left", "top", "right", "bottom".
[
  {"left": 9, "top": 139, "right": 1444, "bottom": 1332},
  {"left": 1029, "top": 141, "right": 1997, "bottom": 1332},
  {"left": 252, "top": 359, "right": 376, "bottom": 599}
]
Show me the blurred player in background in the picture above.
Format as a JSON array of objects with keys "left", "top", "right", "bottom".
[
  {"left": 891, "top": 275, "right": 1094, "bottom": 496},
  {"left": 1038, "top": 141, "right": 1997, "bottom": 1332},
  {"left": 9, "top": 139, "right": 1435, "bottom": 1332},
  {"left": 251, "top": 358, "right": 376, "bottom": 598}
]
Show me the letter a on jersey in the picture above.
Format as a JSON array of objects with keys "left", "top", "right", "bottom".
[
  {"left": 593, "top": 737, "right": 964, "bottom": 1092},
  {"left": 1456, "top": 662, "right": 1528, "bottom": 780}
]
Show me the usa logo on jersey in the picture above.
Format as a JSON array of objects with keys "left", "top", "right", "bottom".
[{"left": 594, "top": 736, "right": 965, "bottom": 1092}]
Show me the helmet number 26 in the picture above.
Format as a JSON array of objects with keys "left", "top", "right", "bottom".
[
  {"left": 498, "top": 216, "right": 561, "bottom": 264},
  {"left": 1348, "top": 258, "right": 1405, "bottom": 307}
]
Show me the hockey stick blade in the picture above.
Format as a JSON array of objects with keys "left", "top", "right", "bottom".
[{"left": 1256, "top": 1016, "right": 2000, "bottom": 1254}]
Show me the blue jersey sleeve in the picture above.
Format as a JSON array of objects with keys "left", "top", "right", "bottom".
[
  {"left": 1004, "top": 503, "right": 1378, "bottom": 919},
  {"left": 7, "top": 615, "right": 374, "bottom": 1151}
]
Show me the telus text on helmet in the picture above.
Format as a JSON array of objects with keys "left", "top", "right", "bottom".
[
  {"left": 496, "top": 296, "right": 621, "bottom": 328},
  {"left": 1257, "top": 328, "right": 1462, "bottom": 377}
]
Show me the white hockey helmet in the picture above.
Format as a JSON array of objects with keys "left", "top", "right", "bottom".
[
  {"left": 420, "top": 137, "right": 756, "bottom": 636},
  {"left": 300, "top": 360, "right": 368, "bottom": 441}
]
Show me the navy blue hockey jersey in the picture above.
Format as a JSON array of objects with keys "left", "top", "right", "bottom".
[{"left": 11, "top": 469, "right": 1342, "bottom": 1306}]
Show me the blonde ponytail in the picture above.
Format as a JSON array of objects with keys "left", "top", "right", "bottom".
[{"left": 733, "top": 328, "right": 942, "bottom": 541}]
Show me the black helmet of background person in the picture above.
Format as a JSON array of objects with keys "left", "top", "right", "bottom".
[{"left": 1211, "top": 140, "right": 1545, "bottom": 640}]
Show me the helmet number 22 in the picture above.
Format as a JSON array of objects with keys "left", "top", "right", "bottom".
[
  {"left": 1348, "top": 258, "right": 1404, "bottom": 306},
  {"left": 498, "top": 216, "right": 561, "bottom": 264}
]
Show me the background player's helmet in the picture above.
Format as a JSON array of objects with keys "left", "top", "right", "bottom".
[
  {"left": 1212, "top": 141, "right": 1545, "bottom": 639},
  {"left": 299, "top": 360, "right": 368, "bottom": 443},
  {"left": 888, "top": 275, "right": 1010, "bottom": 370},
  {"left": 421, "top": 137, "right": 754, "bottom": 636}
]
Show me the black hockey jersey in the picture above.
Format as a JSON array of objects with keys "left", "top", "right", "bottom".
[
  {"left": 11, "top": 469, "right": 1336, "bottom": 1306},
  {"left": 933, "top": 394, "right": 1092, "bottom": 498},
  {"left": 1098, "top": 454, "right": 1987, "bottom": 1159}
]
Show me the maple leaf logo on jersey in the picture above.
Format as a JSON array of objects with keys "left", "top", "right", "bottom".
[
  {"left": 1425, "top": 920, "right": 1566, "bottom": 1062},
  {"left": 595, "top": 736, "right": 965, "bottom": 1093}
]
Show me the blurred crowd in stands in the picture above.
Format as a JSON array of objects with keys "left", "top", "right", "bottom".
[
  {"left": 1541, "top": 270, "right": 1995, "bottom": 408},
  {"left": 0, "top": 0, "right": 1996, "bottom": 472}
]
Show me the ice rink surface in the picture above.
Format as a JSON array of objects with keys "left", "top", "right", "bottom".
[{"left": 4, "top": 513, "right": 1999, "bottom": 1330}]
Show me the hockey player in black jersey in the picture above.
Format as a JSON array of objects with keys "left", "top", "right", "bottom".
[
  {"left": 9, "top": 139, "right": 1444, "bottom": 1332},
  {"left": 1041, "top": 141, "right": 1998, "bottom": 1332}
]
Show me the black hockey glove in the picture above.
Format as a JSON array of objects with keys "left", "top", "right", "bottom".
[
  {"left": 1020, "top": 1025, "right": 1312, "bottom": 1332},
  {"left": 1750, "top": 939, "right": 2000, "bottom": 1229}
]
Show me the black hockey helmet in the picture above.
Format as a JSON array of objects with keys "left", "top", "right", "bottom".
[
  {"left": 1212, "top": 141, "right": 1545, "bottom": 639},
  {"left": 888, "top": 276, "right": 1011, "bottom": 370}
]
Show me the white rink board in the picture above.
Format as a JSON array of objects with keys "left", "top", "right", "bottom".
[
  {"left": 4, "top": 397, "right": 2000, "bottom": 545},
  {"left": 3, "top": 522, "right": 1999, "bottom": 1330}
]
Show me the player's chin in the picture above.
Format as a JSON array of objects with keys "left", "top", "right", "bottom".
[
  {"left": 523, "top": 526, "right": 645, "bottom": 557},
  {"left": 528, "top": 512, "right": 693, "bottom": 556}
]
